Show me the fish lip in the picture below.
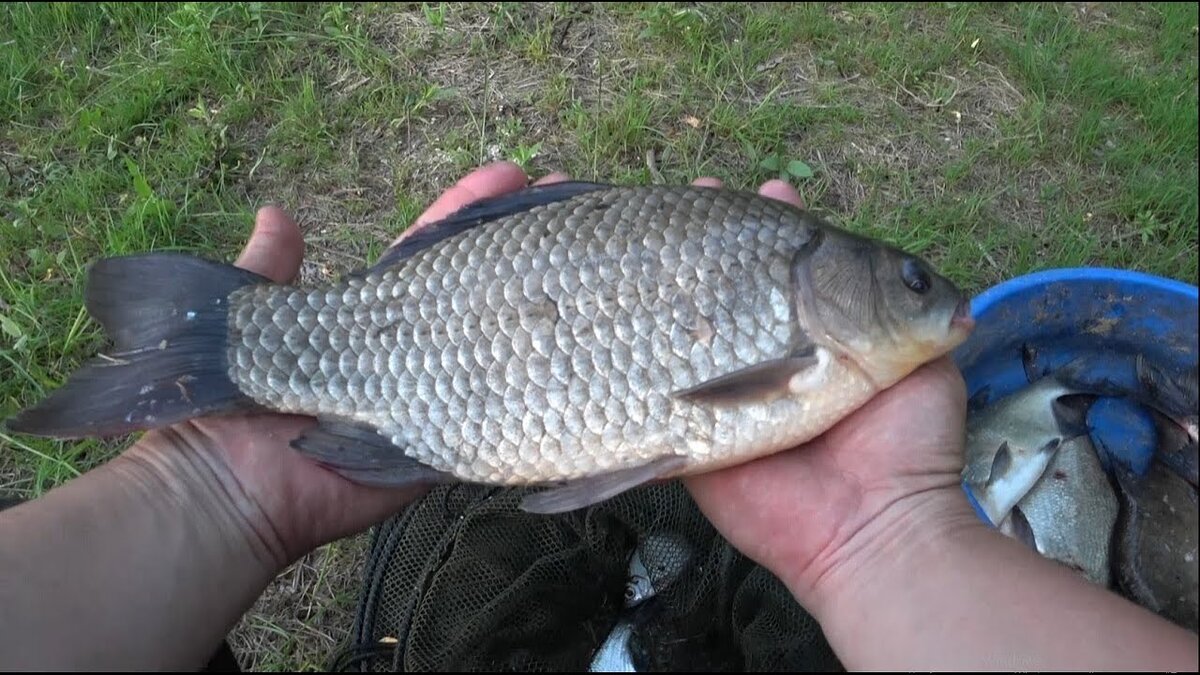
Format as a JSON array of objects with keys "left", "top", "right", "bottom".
[{"left": 950, "top": 298, "right": 974, "bottom": 332}]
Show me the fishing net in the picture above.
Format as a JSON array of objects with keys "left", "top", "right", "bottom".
[{"left": 327, "top": 480, "right": 843, "bottom": 672}]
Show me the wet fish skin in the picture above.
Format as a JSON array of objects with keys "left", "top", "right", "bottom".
[
  {"left": 6, "top": 183, "right": 972, "bottom": 512},
  {"left": 1111, "top": 460, "right": 1199, "bottom": 633},
  {"left": 999, "top": 434, "right": 1118, "bottom": 587},
  {"left": 589, "top": 613, "right": 642, "bottom": 673}
]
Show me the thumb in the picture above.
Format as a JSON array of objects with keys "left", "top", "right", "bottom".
[{"left": 235, "top": 206, "right": 304, "bottom": 283}]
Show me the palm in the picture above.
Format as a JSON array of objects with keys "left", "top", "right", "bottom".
[{"left": 685, "top": 356, "right": 969, "bottom": 597}]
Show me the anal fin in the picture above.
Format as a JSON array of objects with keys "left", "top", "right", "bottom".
[
  {"left": 291, "top": 418, "right": 455, "bottom": 488},
  {"left": 520, "top": 455, "right": 688, "bottom": 515}
]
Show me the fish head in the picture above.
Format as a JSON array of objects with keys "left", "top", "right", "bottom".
[{"left": 793, "top": 225, "right": 974, "bottom": 388}]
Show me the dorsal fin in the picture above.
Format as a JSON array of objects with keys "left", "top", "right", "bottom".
[{"left": 362, "top": 181, "right": 614, "bottom": 275}]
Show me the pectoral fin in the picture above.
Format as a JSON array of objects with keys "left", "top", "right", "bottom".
[
  {"left": 520, "top": 455, "right": 688, "bottom": 514},
  {"left": 988, "top": 441, "right": 1013, "bottom": 483},
  {"left": 671, "top": 353, "right": 821, "bottom": 406},
  {"left": 1000, "top": 506, "right": 1038, "bottom": 551}
]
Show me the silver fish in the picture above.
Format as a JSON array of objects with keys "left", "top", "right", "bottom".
[
  {"left": 593, "top": 531, "right": 693, "bottom": 672},
  {"left": 590, "top": 617, "right": 640, "bottom": 673},
  {"left": 963, "top": 353, "right": 1094, "bottom": 527},
  {"left": 1111, "top": 460, "right": 1199, "bottom": 633},
  {"left": 6, "top": 183, "right": 973, "bottom": 513},
  {"left": 998, "top": 434, "right": 1118, "bottom": 586},
  {"left": 623, "top": 532, "right": 691, "bottom": 608}
]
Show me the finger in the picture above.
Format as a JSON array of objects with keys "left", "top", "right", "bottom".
[
  {"left": 759, "top": 179, "right": 804, "bottom": 208},
  {"left": 692, "top": 177, "right": 723, "bottom": 189},
  {"left": 235, "top": 206, "right": 304, "bottom": 284},
  {"left": 398, "top": 161, "right": 530, "bottom": 245},
  {"left": 533, "top": 171, "right": 570, "bottom": 185}
]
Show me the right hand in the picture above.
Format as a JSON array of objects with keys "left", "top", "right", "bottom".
[{"left": 683, "top": 255, "right": 978, "bottom": 613}]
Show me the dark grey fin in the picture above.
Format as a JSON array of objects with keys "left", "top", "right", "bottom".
[
  {"left": 1039, "top": 437, "right": 1064, "bottom": 458},
  {"left": 988, "top": 442, "right": 1012, "bottom": 483},
  {"left": 1021, "top": 343, "right": 1045, "bottom": 384},
  {"left": 1136, "top": 354, "right": 1198, "bottom": 422},
  {"left": 1051, "top": 393, "right": 1095, "bottom": 437},
  {"left": 520, "top": 455, "right": 688, "bottom": 515},
  {"left": 1093, "top": 434, "right": 1118, "bottom": 475},
  {"left": 363, "top": 181, "right": 613, "bottom": 275},
  {"left": 967, "top": 385, "right": 991, "bottom": 413},
  {"left": 1006, "top": 506, "right": 1038, "bottom": 551},
  {"left": 670, "top": 354, "right": 819, "bottom": 406},
  {"left": 4, "top": 254, "right": 265, "bottom": 439},
  {"left": 291, "top": 418, "right": 455, "bottom": 487}
]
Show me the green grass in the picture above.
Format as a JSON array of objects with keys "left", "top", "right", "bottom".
[{"left": 1, "top": 1, "right": 1197, "bottom": 670}]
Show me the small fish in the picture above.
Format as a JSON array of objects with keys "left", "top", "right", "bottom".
[
  {"left": 589, "top": 615, "right": 643, "bottom": 673},
  {"left": 1149, "top": 406, "right": 1199, "bottom": 489},
  {"left": 592, "top": 531, "right": 693, "bottom": 672},
  {"left": 1111, "top": 460, "right": 1199, "bottom": 633},
  {"left": 622, "top": 532, "right": 692, "bottom": 608},
  {"left": 998, "top": 434, "right": 1118, "bottom": 587},
  {"left": 963, "top": 353, "right": 1094, "bottom": 527},
  {"left": 1137, "top": 355, "right": 1198, "bottom": 445},
  {"left": 1137, "top": 356, "right": 1198, "bottom": 488},
  {"left": 6, "top": 183, "right": 973, "bottom": 514}
]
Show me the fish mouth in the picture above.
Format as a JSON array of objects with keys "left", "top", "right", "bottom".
[{"left": 950, "top": 298, "right": 975, "bottom": 333}]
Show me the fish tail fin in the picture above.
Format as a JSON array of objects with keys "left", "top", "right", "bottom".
[{"left": 4, "top": 253, "right": 268, "bottom": 439}]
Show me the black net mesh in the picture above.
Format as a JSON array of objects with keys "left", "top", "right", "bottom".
[{"left": 328, "top": 480, "right": 843, "bottom": 672}]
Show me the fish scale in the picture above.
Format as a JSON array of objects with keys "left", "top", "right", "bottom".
[{"left": 8, "top": 182, "right": 972, "bottom": 513}]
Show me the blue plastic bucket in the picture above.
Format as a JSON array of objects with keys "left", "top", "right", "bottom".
[{"left": 951, "top": 268, "right": 1199, "bottom": 525}]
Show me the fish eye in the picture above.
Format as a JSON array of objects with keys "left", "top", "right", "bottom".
[{"left": 902, "top": 258, "right": 931, "bottom": 295}]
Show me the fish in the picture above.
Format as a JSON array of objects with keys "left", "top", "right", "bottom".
[
  {"left": 592, "top": 531, "right": 693, "bottom": 672},
  {"left": 1137, "top": 355, "right": 1198, "bottom": 445},
  {"left": 589, "top": 614, "right": 643, "bottom": 673},
  {"left": 1149, "top": 407, "right": 1199, "bottom": 489},
  {"left": 997, "top": 434, "right": 1118, "bottom": 587},
  {"left": 1111, "top": 460, "right": 1199, "bottom": 633},
  {"left": 1137, "top": 356, "right": 1198, "bottom": 488},
  {"left": 623, "top": 532, "right": 692, "bottom": 607},
  {"left": 5, "top": 182, "right": 974, "bottom": 514},
  {"left": 962, "top": 351, "right": 1095, "bottom": 527}
]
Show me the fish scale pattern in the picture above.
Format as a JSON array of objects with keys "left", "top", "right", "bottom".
[{"left": 226, "top": 185, "right": 860, "bottom": 485}]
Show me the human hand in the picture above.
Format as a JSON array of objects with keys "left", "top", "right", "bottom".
[
  {"left": 681, "top": 179, "right": 976, "bottom": 613},
  {"left": 124, "top": 161, "right": 568, "bottom": 569}
]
